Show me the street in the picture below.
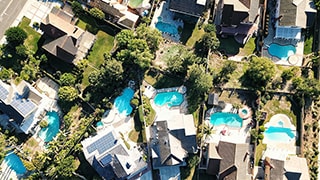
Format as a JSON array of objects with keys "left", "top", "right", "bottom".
[{"left": 0, "top": 0, "right": 28, "bottom": 41}]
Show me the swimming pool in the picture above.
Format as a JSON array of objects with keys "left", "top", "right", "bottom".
[
  {"left": 154, "top": 91, "right": 184, "bottom": 107},
  {"left": 156, "top": 21, "right": 179, "bottom": 35},
  {"left": 96, "top": 121, "right": 103, "bottom": 127},
  {"left": 4, "top": 152, "right": 27, "bottom": 175},
  {"left": 38, "top": 111, "right": 60, "bottom": 143},
  {"left": 268, "top": 43, "right": 296, "bottom": 60},
  {"left": 114, "top": 87, "right": 134, "bottom": 116},
  {"left": 210, "top": 112, "right": 243, "bottom": 128},
  {"left": 264, "top": 126, "right": 295, "bottom": 143}
]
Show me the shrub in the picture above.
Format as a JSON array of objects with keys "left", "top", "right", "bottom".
[
  {"left": 39, "top": 119, "right": 48, "bottom": 128},
  {"left": 257, "top": 134, "right": 264, "bottom": 140},
  {"left": 131, "top": 98, "right": 140, "bottom": 107},
  {"left": 259, "top": 126, "right": 265, "bottom": 132}
]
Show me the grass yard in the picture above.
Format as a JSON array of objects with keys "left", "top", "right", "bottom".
[
  {"left": 82, "top": 30, "right": 114, "bottom": 88},
  {"left": 239, "top": 38, "right": 256, "bottom": 56},
  {"left": 304, "top": 36, "right": 313, "bottom": 55},
  {"left": 144, "top": 69, "right": 184, "bottom": 89},
  {"left": 18, "top": 17, "right": 41, "bottom": 53},
  {"left": 255, "top": 142, "right": 266, "bottom": 165},
  {"left": 186, "top": 26, "right": 205, "bottom": 48}
]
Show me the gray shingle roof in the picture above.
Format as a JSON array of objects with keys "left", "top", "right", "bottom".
[
  {"left": 169, "top": 0, "right": 207, "bottom": 17},
  {"left": 278, "top": 0, "right": 296, "bottom": 26}
]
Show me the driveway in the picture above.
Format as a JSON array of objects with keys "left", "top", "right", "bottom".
[{"left": 0, "top": 0, "right": 28, "bottom": 41}]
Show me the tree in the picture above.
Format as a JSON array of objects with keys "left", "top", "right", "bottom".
[
  {"left": 58, "top": 86, "right": 78, "bottom": 102},
  {"left": 199, "top": 123, "right": 215, "bottom": 141},
  {"left": 292, "top": 77, "right": 320, "bottom": 98},
  {"left": 60, "top": 73, "right": 77, "bottom": 86},
  {"left": 281, "top": 67, "right": 299, "bottom": 81},
  {"left": 241, "top": 57, "right": 276, "bottom": 90},
  {"left": 166, "top": 46, "right": 200, "bottom": 75},
  {"left": 136, "top": 24, "right": 163, "bottom": 53},
  {"left": 115, "top": 29, "right": 135, "bottom": 49},
  {"left": 16, "top": 44, "right": 27, "bottom": 57},
  {"left": 89, "top": 7, "right": 105, "bottom": 20},
  {"left": 5, "top": 27, "right": 27, "bottom": 46},
  {"left": 0, "top": 67, "right": 14, "bottom": 80},
  {"left": 71, "top": 1, "right": 83, "bottom": 16},
  {"left": 195, "top": 32, "right": 220, "bottom": 56},
  {"left": 186, "top": 64, "right": 213, "bottom": 111},
  {"left": 204, "top": 24, "right": 216, "bottom": 33},
  {"left": 55, "top": 156, "right": 79, "bottom": 177},
  {"left": 314, "top": 0, "right": 320, "bottom": 10}
]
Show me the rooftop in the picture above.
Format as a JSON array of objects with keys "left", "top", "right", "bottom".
[{"left": 169, "top": 0, "right": 208, "bottom": 17}]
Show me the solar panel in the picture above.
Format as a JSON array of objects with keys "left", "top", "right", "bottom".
[
  {"left": 0, "top": 84, "right": 9, "bottom": 101},
  {"left": 10, "top": 94, "right": 36, "bottom": 117},
  {"left": 99, "top": 154, "right": 112, "bottom": 167},
  {"left": 87, "top": 132, "right": 116, "bottom": 154}
]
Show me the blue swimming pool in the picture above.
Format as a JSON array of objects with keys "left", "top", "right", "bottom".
[
  {"left": 156, "top": 21, "right": 178, "bottom": 35},
  {"left": 114, "top": 87, "right": 134, "bottom": 116},
  {"left": 154, "top": 91, "right": 184, "bottom": 107},
  {"left": 96, "top": 121, "right": 103, "bottom": 127},
  {"left": 210, "top": 112, "right": 243, "bottom": 128},
  {"left": 268, "top": 43, "right": 296, "bottom": 60},
  {"left": 38, "top": 111, "right": 60, "bottom": 143},
  {"left": 264, "top": 126, "right": 295, "bottom": 143},
  {"left": 4, "top": 152, "right": 27, "bottom": 175}
]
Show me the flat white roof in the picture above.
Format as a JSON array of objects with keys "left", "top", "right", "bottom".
[
  {"left": 275, "top": 26, "right": 301, "bottom": 40},
  {"left": 197, "top": 0, "right": 206, "bottom": 5}
]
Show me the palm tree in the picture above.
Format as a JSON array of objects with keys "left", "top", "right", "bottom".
[{"left": 199, "top": 123, "right": 215, "bottom": 142}]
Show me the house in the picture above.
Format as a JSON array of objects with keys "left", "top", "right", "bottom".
[
  {"left": 0, "top": 80, "right": 49, "bottom": 134},
  {"left": 150, "top": 114, "right": 197, "bottom": 179},
  {"left": 213, "top": 0, "right": 260, "bottom": 44},
  {"left": 88, "top": 0, "right": 139, "bottom": 29},
  {"left": 264, "top": 156, "right": 310, "bottom": 180},
  {"left": 40, "top": 7, "right": 95, "bottom": 64},
  {"left": 81, "top": 129, "right": 147, "bottom": 180},
  {"left": 206, "top": 141, "right": 252, "bottom": 180},
  {"left": 169, "top": 0, "right": 209, "bottom": 18},
  {"left": 274, "top": 0, "right": 316, "bottom": 40}
]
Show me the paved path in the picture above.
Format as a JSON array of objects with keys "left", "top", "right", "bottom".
[{"left": 0, "top": 0, "right": 28, "bottom": 41}]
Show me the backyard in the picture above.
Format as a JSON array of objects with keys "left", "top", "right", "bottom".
[
  {"left": 19, "top": 17, "right": 41, "bottom": 53},
  {"left": 81, "top": 30, "right": 114, "bottom": 88}
]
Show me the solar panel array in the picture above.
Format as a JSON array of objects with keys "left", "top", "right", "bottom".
[
  {"left": 10, "top": 94, "right": 36, "bottom": 117},
  {"left": 99, "top": 154, "right": 112, "bottom": 167},
  {"left": 0, "top": 84, "right": 9, "bottom": 101},
  {"left": 87, "top": 132, "right": 116, "bottom": 154}
]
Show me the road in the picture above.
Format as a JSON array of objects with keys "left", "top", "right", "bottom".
[{"left": 0, "top": 0, "right": 28, "bottom": 41}]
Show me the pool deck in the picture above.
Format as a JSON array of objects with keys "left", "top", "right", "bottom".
[
  {"left": 0, "top": 159, "right": 19, "bottom": 180},
  {"left": 261, "top": 114, "right": 298, "bottom": 161},
  {"left": 150, "top": 0, "right": 183, "bottom": 42}
]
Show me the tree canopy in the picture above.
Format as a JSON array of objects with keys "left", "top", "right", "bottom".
[
  {"left": 5, "top": 27, "right": 27, "bottom": 46},
  {"left": 241, "top": 57, "right": 276, "bottom": 90},
  {"left": 58, "top": 86, "right": 78, "bottom": 102},
  {"left": 60, "top": 73, "right": 77, "bottom": 86},
  {"left": 136, "top": 24, "right": 162, "bottom": 53},
  {"left": 89, "top": 7, "right": 105, "bottom": 20}
]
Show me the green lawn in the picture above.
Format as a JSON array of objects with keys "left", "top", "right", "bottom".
[
  {"left": 304, "top": 36, "right": 313, "bottom": 55},
  {"left": 144, "top": 69, "right": 184, "bottom": 89},
  {"left": 18, "top": 17, "right": 41, "bottom": 53},
  {"left": 82, "top": 30, "right": 114, "bottom": 88},
  {"left": 180, "top": 22, "right": 205, "bottom": 48},
  {"left": 255, "top": 142, "right": 266, "bottom": 165},
  {"left": 239, "top": 38, "right": 256, "bottom": 56},
  {"left": 186, "top": 27, "right": 205, "bottom": 48}
]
